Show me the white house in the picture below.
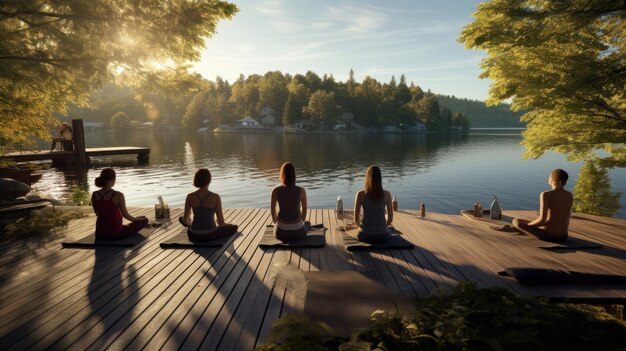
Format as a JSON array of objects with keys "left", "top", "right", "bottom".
[{"left": 237, "top": 116, "right": 260, "bottom": 128}]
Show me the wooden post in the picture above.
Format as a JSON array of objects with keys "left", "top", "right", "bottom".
[{"left": 72, "top": 119, "right": 87, "bottom": 165}]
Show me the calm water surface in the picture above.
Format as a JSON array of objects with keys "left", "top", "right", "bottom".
[{"left": 32, "top": 129, "right": 626, "bottom": 219}]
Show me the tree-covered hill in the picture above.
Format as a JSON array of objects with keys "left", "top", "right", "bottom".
[{"left": 437, "top": 94, "right": 525, "bottom": 128}]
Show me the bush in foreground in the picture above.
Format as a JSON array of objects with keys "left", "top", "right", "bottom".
[
  {"left": 257, "top": 283, "right": 626, "bottom": 351},
  {"left": 2, "top": 207, "right": 87, "bottom": 239}
]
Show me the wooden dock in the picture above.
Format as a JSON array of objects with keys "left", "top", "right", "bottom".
[
  {"left": 0, "top": 119, "right": 149, "bottom": 166},
  {"left": 0, "top": 147, "right": 150, "bottom": 164},
  {"left": 0, "top": 209, "right": 625, "bottom": 350}
]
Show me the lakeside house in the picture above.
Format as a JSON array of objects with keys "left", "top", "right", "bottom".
[
  {"left": 236, "top": 116, "right": 261, "bottom": 128},
  {"left": 260, "top": 106, "right": 277, "bottom": 127},
  {"left": 295, "top": 119, "right": 314, "bottom": 130}
]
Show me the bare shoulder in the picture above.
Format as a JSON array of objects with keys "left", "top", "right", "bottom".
[{"left": 383, "top": 190, "right": 392, "bottom": 200}]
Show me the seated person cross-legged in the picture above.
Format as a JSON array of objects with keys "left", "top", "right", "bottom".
[
  {"left": 353, "top": 166, "right": 393, "bottom": 244},
  {"left": 271, "top": 162, "right": 309, "bottom": 242},
  {"left": 180, "top": 168, "right": 238, "bottom": 241},
  {"left": 92, "top": 168, "right": 148, "bottom": 239},
  {"left": 512, "top": 169, "right": 573, "bottom": 242}
]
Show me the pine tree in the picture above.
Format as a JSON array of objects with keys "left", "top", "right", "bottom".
[{"left": 573, "top": 162, "right": 622, "bottom": 217}]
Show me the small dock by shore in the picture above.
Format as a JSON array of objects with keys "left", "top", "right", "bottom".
[
  {"left": 0, "top": 147, "right": 150, "bottom": 165},
  {"left": 0, "top": 119, "right": 150, "bottom": 166},
  {"left": 0, "top": 209, "right": 624, "bottom": 350}
]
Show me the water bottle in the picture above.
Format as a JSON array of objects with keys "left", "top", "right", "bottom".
[
  {"left": 392, "top": 196, "right": 398, "bottom": 211},
  {"left": 490, "top": 195, "right": 500, "bottom": 220},
  {"left": 155, "top": 195, "right": 164, "bottom": 220},
  {"left": 473, "top": 203, "right": 480, "bottom": 217},
  {"left": 336, "top": 196, "right": 343, "bottom": 220},
  {"left": 419, "top": 203, "right": 426, "bottom": 217},
  {"left": 477, "top": 202, "right": 483, "bottom": 218}
]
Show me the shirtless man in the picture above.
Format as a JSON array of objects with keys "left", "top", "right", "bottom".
[{"left": 512, "top": 169, "right": 573, "bottom": 242}]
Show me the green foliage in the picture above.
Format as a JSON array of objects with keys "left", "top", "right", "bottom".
[
  {"left": 452, "top": 112, "right": 470, "bottom": 130},
  {"left": 460, "top": 0, "right": 626, "bottom": 167},
  {"left": 257, "top": 283, "right": 626, "bottom": 351},
  {"left": 182, "top": 89, "right": 211, "bottom": 129},
  {"left": 0, "top": 0, "right": 237, "bottom": 149},
  {"left": 2, "top": 207, "right": 87, "bottom": 238},
  {"left": 573, "top": 162, "right": 622, "bottom": 217},
  {"left": 69, "top": 185, "right": 91, "bottom": 206},
  {"left": 438, "top": 94, "right": 524, "bottom": 128},
  {"left": 303, "top": 90, "right": 340, "bottom": 125},
  {"left": 110, "top": 111, "right": 131, "bottom": 130}
]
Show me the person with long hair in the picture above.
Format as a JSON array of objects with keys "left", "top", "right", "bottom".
[
  {"left": 92, "top": 168, "right": 148, "bottom": 239},
  {"left": 180, "top": 168, "right": 238, "bottom": 241},
  {"left": 512, "top": 169, "right": 573, "bottom": 242},
  {"left": 353, "top": 165, "right": 393, "bottom": 243},
  {"left": 270, "top": 162, "right": 308, "bottom": 241}
]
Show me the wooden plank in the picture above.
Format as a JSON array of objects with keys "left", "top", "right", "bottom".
[
  {"left": 146, "top": 209, "right": 269, "bottom": 350},
  {"left": 3, "top": 212, "right": 186, "bottom": 349},
  {"left": 1, "top": 208, "right": 626, "bottom": 351},
  {"left": 79, "top": 209, "right": 257, "bottom": 350},
  {"left": 108, "top": 209, "right": 260, "bottom": 350}
]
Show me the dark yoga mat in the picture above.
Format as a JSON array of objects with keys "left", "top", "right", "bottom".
[
  {"left": 498, "top": 267, "right": 626, "bottom": 285},
  {"left": 160, "top": 229, "right": 235, "bottom": 248},
  {"left": 537, "top": 237, "right": 603, "bottom": 250},
  {"left": 339, "top": 226, "right": 414, "bottom": 251},
  {"left": 61, "top": 224, "right": 160, "bottom": 248},
  {"left": 258, "top": 225, "right": 326, "bottom": 249}
]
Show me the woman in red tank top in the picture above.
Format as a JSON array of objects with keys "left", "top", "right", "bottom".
[{"left": 92, "top": 168, "right": 148, "bottom": 239}]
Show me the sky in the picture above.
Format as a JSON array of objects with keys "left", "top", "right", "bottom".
[{"left": 192, "top": 0, "right": 489, "bottom": 101}]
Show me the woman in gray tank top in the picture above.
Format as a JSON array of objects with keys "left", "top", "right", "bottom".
[
  {"left": 353, "top": 166, "right": 393, "bottom": 243},
  {"left": 179, "top": 168, "right": 238, "bottom": 241},
  {"left": 270, "top": 162, "right": 308, "bottom": 241}
]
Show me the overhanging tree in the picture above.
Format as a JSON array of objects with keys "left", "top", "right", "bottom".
[
  {"left": 0, "top": 0, "right": 237, "bottom": 149},
  {"left": 459, "top": 0, "right": 626, "bottom": 167}
]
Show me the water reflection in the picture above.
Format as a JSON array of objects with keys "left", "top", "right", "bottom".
[{"left": 30, "top": 130, "right": 626, "bottom": 219}]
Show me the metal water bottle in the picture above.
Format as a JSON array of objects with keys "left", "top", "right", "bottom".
[
  {"left": 419, "top": 203, "right": 426, "bottom": 217},
  {"left": 336, "top": 196, "right": 343, "bottom": 220},
  {"left": 490, "top": 195, "right": 500, "bottom": 220},
  {"left": 392, "top": 196, "right": 398, "bottom": 211}
]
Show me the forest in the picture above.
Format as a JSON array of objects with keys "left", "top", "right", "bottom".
[{"left": 66, "top": 70, "right": 524, "bottom": 131}]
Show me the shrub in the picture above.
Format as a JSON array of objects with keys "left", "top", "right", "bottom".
[
  {"left": 2, "top": 207, "right": 87, "bottom": 238},
  {"left": 257, "top": 283, "right": 626, "bottom": 351},
  {"left": 111, "top": 111, "right": 131, "bottom": 130}
]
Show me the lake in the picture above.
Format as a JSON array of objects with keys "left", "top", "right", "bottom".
[{"left": 32, "top": 129, "right": 626, "bottom": 219}]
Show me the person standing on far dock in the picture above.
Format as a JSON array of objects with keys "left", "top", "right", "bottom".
[{"left": 50, "top": 122, "right": 73, "bottom": 151}]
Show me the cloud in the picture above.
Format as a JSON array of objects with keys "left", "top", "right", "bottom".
[{"left": 256, "top": 0, "right": 284, "bottom": 17}]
